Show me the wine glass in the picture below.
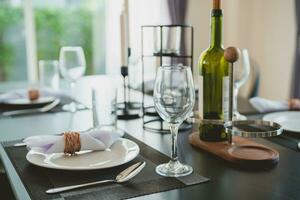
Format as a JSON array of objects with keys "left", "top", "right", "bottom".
[
  {"left": 59, "top": 46, "right": 86, "bottom": 112},
  {"left": 38, "top": 60, "right": 60, "bottom": 90},
  {"left": 233, "top": 49, "right": 250, "bottom": 120},
  {"left": 153, "top": 65, "right": 195, "bottom": 177}
]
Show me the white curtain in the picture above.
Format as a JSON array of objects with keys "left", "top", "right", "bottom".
[{"left": 105, "top": 0, "right": 171, "bottom": 75}]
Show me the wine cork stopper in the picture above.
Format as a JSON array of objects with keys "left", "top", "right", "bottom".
[
  {"left": 213, "top": 0, "right": 221, "bottom": 9},
  {"left": 224, "top": 47, "right": 240, "bottom": 63},
  {"left": 28, "top": 89, "right": 40, "bottom": 101}
]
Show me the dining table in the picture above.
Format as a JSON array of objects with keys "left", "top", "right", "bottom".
[{"left": 0, "top": 75, "right": 300, "bottom": 200}]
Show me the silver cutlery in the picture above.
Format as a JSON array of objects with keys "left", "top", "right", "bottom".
[
  {"left": 13, "top": 142, "right": 26, "bottom": 147},
  {"left": 280, "top": 134, "right": 300, "bottom": 151},
  {"left": 46, "top": 161, "right": 146, "bottom": 194},
  {"left": 3, "top": 99, "right": 60, "bottom": 116}
]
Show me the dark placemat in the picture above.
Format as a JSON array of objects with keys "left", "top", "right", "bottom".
[
  {"left": 0, "top": 172, "right": 15, "bottom": 200},
  {"left": 267, "top": 131, "right": 300, "bottom": 151},
  {"left": 2, "top": 134, "right": 209, "bottom": 200},
  {"left": 243, "top": 112, "right": 300, "bottom": 152},
  {"left": 0, "top": 96, "right": 86, "bottom": 118}
]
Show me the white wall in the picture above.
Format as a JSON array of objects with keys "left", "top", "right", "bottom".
[{"left": 186, "top": 0, "right": 296, "bottom": 100}]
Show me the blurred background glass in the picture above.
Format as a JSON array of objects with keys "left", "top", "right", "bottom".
[
  {"left": 92, "top": 87, "right": 117, "bottom": 130},
  {"left": 233, "top": 49, "right": 251, "bottom": 120},
  {"left": 59, "top": 46, "right": 86, "bottom": 112},
  {"left": 38, "top": 60, "right": 59, "bottom": 89}
]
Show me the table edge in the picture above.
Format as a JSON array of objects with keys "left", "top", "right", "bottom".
[{"left": 0, "top": 144, "right": 31, "bottom": 200}]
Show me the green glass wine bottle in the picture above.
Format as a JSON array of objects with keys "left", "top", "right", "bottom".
[{"left": 198, "top": 0, "right": 230, "bottom": 141}]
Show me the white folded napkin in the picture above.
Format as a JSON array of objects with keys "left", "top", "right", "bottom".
[
  {"left": 0, "top": 88, "right": 70, "bottom": 103},
  {"left": 24, "top": 129, "right": 123, "bottom": 154},
  {"left": 249, "top": 97, "right": 288, "bottom": 113}
]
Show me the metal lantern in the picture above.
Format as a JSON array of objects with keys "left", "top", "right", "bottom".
[{"left": 141, "top": 25, "right": 194, "bottom": 133}]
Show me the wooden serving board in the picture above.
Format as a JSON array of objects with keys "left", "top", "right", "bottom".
[{"left": 189, "top": 132, "right": 279, "bottom": 168}]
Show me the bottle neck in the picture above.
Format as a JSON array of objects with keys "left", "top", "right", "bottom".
[{"left": 210, "top": 9, "right": 223, "bottom": 48}]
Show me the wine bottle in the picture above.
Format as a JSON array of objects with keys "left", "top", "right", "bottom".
[{"left": 198, "top": 0, "right": 229, "bottom": 141}]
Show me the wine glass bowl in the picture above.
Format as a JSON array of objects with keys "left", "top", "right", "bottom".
[
  {"left": 154, "top": 88, "right": 194, "bottom": 124},
  {"left": 153, "top": 65, "right": 195, "bottom": 177},
  {"left": 59, "top": 46, "right": 86, "bottom": 112},
  {"left": 60, "top": 66, "right": 85, "bottom": 83}
]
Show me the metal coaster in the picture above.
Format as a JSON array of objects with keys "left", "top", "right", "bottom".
[{"left": 224, "top": 120, "right": 283, "bottom": 138}]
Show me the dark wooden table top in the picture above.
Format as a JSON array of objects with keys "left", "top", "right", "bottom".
[{"left": 0, "top": 76, "right": 299, "bottom": 200}]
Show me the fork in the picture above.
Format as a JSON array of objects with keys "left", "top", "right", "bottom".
[{"left": 2, "top": 99, "right": 60, "bottom": 116}]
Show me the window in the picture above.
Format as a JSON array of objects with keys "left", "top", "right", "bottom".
[
  {"left": 34, "top": 0, "right": 106, "bottom": 75},
  {"left": 0, "top": 0, "right": 26, "bottom": 81},
  {"left": 0, "top": 0, "right": 106, "bottom": 82},
  {"left": 0, "top": 0, "right": 170, "bottom": 83}
]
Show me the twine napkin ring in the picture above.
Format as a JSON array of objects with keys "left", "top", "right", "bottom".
[{"left": 64, "top": 131, "right": 81, "bottom": 155}]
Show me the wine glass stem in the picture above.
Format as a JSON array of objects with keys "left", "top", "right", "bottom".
[
  {"left": 70, "top": 82, "right": 76, "bottom": 102},
  {"left": 233, "top": 86, "right": 239, "bottom": 114},
  {"left": 169, "top": 123, "right": 179, "bottom": 162}
]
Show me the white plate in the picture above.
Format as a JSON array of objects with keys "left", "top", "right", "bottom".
[
  {"left": 4, "top": 96, "right": 56, "bottom": 106},
  {"left": 26, "top": 138, "right": 140, "bottom": 170},
  {"left": 263, "top": 111, "right": 300, "bottom": 133}
]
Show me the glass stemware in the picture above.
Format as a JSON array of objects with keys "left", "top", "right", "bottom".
[
  {"left": 153, "top": 65, "right": 195, "bottom": 177},
  {"left": 38, "top": 60, "right": 60, "bottom": 90},
  {"left": 59, "top": 46, "right": 86, "bottom": 112},
  {"left": 233, "top": 49, "right": 250, "bottom": 120}
]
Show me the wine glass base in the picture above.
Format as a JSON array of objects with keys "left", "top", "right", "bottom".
[
  {"left": 62, "top": 102, "right": 84, "bottom": 113},
  {"left": 155, "top": 160, "right": 193, "bottom": 177},
  {"left": 233, "top": 112, "right": 247, "bottom": 120}
]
